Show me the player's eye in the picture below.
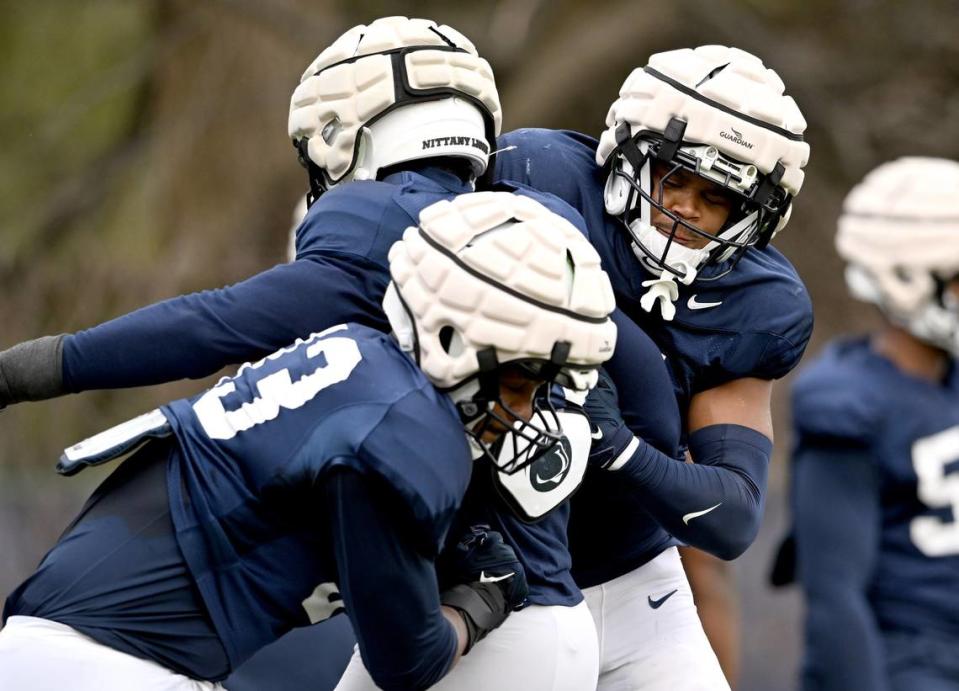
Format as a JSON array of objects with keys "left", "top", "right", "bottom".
[{"left": 703, "top": 192, "right": 730, "bottom": 206}]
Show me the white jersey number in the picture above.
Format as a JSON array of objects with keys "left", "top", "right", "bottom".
[
  {"left": 194, "top": 327, "right": 362, "bottom": 441},
  {"left": 910, "top": 425, "right": 959, "bottom": 557}
]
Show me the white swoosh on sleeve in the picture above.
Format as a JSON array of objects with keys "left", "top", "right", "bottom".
[{"left": 682, "top": 503, "right": 723, "bottom": 524}]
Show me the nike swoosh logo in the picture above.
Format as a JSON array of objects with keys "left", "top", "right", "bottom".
[
  {"left": 687, "top": 295, "right": 723, "bottom": 310},
  {"left": 648, "top": 589, "right": 678, "bottom": 609},
  {"left": 479, "top": 571, "right": 514, "bottom": 583},
  {"left": 682, "top": 503, "right": 722, "bottom": 524},
  {"left": 591, "top": 428, "right": 603, "bottom": 441}
]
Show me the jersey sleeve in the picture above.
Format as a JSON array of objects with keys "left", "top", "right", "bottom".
[
  {"left": 354, "top": 387, "right": 472, "bottom": 557},
  {"left": 602, "top": 309, "right": 681, "bottom": 456},
  {"left": 62, "top": 254, "right": 389, "bottom": 392},
  {"left": 793, "top": 443, "right": 888, "bottom": 691},
  {"left": 790, "top": 350, "right": 882, "bottom": 446},
  {"left": 755, "top": 284, "right": 814, "bottom": 381},
  {"left": 324, "top": 469, "right": 459, "bottom": 691}
]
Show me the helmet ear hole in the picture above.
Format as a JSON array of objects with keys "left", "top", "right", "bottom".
[
  {"left": 439, "top": 325, "right": 455, "bottom": 352},
  {"left": 439, "top": 325, "right": 466, "bottom": 357}
]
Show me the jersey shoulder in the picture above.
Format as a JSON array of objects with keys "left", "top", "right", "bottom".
[
  {"left": 495, "top": 179, "right": 590, "bottom": 239},
  {"left": 168, "top": 323, "right": 470, "bottom": 549},
  {"left": 295, "top": 181, "right": 399, "bottom": 260},
  {"left": 791, "top": 337, "right": 886, "bottom": 444},
  {"left": 495, "top": 128, "right": 606, "bottom": 219},
  {"left": 682, "top": 246, "right": 813, "bottom": 380}
]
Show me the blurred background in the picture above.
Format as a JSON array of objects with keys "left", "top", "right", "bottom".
[{"left": 2, "top": 1, "right": 959, "bottom": 688}]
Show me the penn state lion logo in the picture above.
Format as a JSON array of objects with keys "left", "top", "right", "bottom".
[
  {"left": 530, "top": 436, "right": 573, "bottom": 492},
  {"left": 494, "top": 411, "right": 589, "bottom": 521}
]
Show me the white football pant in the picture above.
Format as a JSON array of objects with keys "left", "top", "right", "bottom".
[
  {"left": 0, "top": 616, "right": 224, "bottom": 691},
  {"left": 584, "top": 546, "right": 729, "bottom": 691},
  {"left": 334, "top": 601, "right": 598, "bottom": 691}
]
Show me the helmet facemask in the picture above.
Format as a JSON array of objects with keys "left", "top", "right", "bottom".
[
  {"left": 453, "top": 345, "right": 591, "bottom": 476},
  {"left": 386, "top": 282, "right": 577, "bottom": 474},
  {"left": 605, "top": 120, "right": 792, "bottom": 286}
]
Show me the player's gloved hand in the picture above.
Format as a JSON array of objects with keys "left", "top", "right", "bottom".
[
  {"left": 584, "top": 368, "right": 637, "bottom": 470},
  {"left": 439, "top": 525, "right": 528, "bottom": 653},
  {"left": 0, "top": 335, "right": 66, "bottom": 407}
]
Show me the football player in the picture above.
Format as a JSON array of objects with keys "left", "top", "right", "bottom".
[
  {"left": 789, "top": 158, "right": 959, "bottom": 690},
  {"left": 0, "top": 16, "right": 671, "bottom": 689},
  {"left": 495, "top": 45, "right": 812, "bottom": 689},
  {"left": 0, "top": 191, "right": 617, "bottom": 691}
]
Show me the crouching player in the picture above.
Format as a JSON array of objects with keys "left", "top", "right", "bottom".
[{"left": 0, "top": 192, "right": 616, "bottom": 691}]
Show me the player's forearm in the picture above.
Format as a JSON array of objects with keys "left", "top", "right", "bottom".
[
  {"left": 327, "top": 471, "right": 459, "bottom": 691},
  {"left": 441, "top": 606, "right": 469, "bottom": 660},
  {"left": 59, "top": 257, "right": 387, "bottom": 394},
  {"left": 613, "top": 424, "right": 771, "bottom": 559},
  {"left": 680, "top": 546, "right": 741, "bottom": 685}
]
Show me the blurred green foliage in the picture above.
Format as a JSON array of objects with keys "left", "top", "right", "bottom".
[{"left": 0, "top": 1, "right": 154, "bottom": 262}]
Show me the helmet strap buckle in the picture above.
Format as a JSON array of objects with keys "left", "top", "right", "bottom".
[{"left": 656, "top": 117, "right": 687, "bottom": 163}]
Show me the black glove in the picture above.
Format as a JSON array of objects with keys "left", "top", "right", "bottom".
[
  {"left": 439, "top": 526, "right": 528, "bottom": 653},
  {"left": 0, "top": 335, "right": 66, "bottom": 406},
  {"left": 584, "top": 368, "right": 637, "bottom": 470}
]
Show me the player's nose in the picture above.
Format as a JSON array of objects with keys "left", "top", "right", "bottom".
[
  {"left": 664, "top": 188, "right": 700, "bottom": 221},
  {"left": 500, "top": 386, "right": 536, "bottom": 423}
]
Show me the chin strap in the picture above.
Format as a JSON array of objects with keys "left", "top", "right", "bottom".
[{"left": 639, "top": 263, "right": 697, "bottom": 321}]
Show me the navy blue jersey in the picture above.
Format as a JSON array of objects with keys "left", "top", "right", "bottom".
[
  {"left": 4, "top": 438, "right": 232, "bottom": 680},
  {"left": 496, "top": 128, "right": 812, "bottom": 422},
  {"left": 5, "top": 325, "right": 468, "bottom": 684},
  {"left": 56, "top": 169, "right": 591, "bottom": 610},
  {"left": 161, "top": 324, "right": 470, "bottom": 668},
  {"left": 495, "top": 128, "right": 811, "bottom": 583},
  {"left": 61, "top": 168, "right": 471, "bottom": 391},
  {"left": 792, "top": 338, "right": 959, "bottom": 639}
]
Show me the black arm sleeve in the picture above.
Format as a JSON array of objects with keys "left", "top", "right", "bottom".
[
  {"left": 323, "top": 469, "right": 458, "bottom": 691},
  {"left": 793, "top": 442, "right": 888, "bottom": 691},
  {"left": 614, "top": 424, "right": 772, "bottom": 560}
]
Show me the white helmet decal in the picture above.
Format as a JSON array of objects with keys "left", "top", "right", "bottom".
[{"left": 838, "top": 157, "right": 959, "bottom": 355}]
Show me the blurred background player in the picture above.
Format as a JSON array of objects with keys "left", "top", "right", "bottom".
[
  {"left": 788, "top": 158, "right": 959, "bottom": 690},
  {"left": 495, "top": 45, "right": 811, "bottom": 688},
  {"left": 0, "top": 190, "right": 617, "bottom": 691}
]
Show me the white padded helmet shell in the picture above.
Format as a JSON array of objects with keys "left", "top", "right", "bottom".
[
  {"left": 289, "top": 16, "right": 501, "bottom": 191},
  {"left": 383, "top": 192, "right": 617, "bottom": 392},
  {"left": 838, "top": 157, "right": 959, "bottom": 354},
  {"left": 597, "top": 45, "right": 809, "bottom": 195}
]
